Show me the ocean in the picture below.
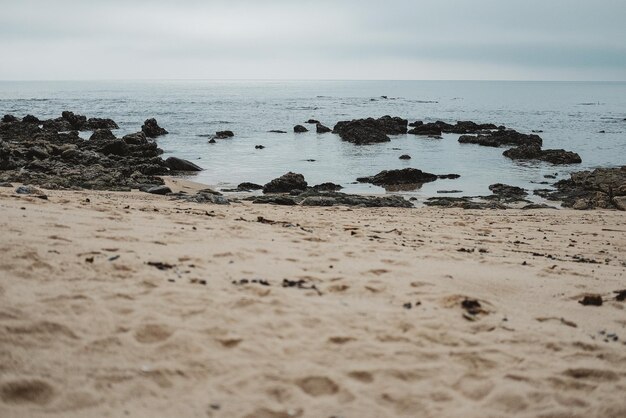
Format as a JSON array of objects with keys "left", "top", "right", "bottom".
[{"left": 1, "top": 80, "right": 625, "bottom": 201}]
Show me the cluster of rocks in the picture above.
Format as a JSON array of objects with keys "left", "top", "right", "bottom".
[
  {"left": 424, "top": 183, "right": 557, "bottom": 210},
  {"left": 356, "top": 168, "right": 459, "bottom": 191},
  {"left": 0, "top": 113, "right": 198, "bottom": 190},
  {"left": 535, "top": 166, "right": 626, "bottom": 210},
  {"left": 409, "top": 120, "right": 500, "bottom": 137}
]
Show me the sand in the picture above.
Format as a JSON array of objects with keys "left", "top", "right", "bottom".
[{"left": 1, "top": 182, "right": 625, "bottom": 418}]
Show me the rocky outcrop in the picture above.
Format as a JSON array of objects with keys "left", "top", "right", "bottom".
[
  {"left": 535, "top": 166, "right": 626, "bottom": 210},
  {"left": 316, "top": 123, "right": 331, "bottom": 133},
  {"left": 459, "top": 130, "right": 542, "bottom": 148},
  {"left": 237, "top": 182, "right": 264, "bottom": 191},
  {"left": 294, "top": 125, "right": 308, "bottom": 133},
  {"left": 86, "top": 118, "right": 119, "bottom": 130},
  {"left": 357, "top": 168, "right": 439, "bottom": 186},
  {"left": 263, "top": 172, "right": 308, "bottom": 193},
  {"left": 250, "top": 189, "right": 412, "bottom": 208},
  {"left": 165, "top": 157, "right": 203, "bottom": 171},
  {"left": 399, "top": 155, "right": 411, "bottom": 160},
  {"left": 215, "top": 130, "right": 234, "bottom": 139},
  {"left": 408, "top": 123, "right": 442, "bottom": 137},
  {"left": 332, "top": 116, "right": 407, "bottom": 145},
  {"left": 89, "top": 129, "right": 116, "bottom": 141},
  {"left": 311, "top": 182, "right": 343, "bottom": 192},
  {"left": 142, "top": 118, "right": 168, "bottom": 138},
  {"left": 503, "top": 145, "right": 582, "bottom": 165}
]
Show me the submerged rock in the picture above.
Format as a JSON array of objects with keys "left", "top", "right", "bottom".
[
  {"left": 399, "top": 154, "right": 411, "bottom": 160},
  {"left": 237, "top": 182, "right": 264, "bottom": 191},
  {"left": 311, "top": 182, "right": 343, "bottom": 192},
  {"left": 332, "top": 116, "right": 407, "bottom": 145},
  {"left": 294, "top": 125, "right": 308, "bottom": 133},
  {"left": 459, "top": 130, "right": 543, "bottom": 148},
  {"left": 215, "top": 130, "right": 234, "bottom": 139},
  {"left": 316, "top": 123, "right": 331, "bottom": 133},
  {"left": 357, "top": 168, "right": 439, "bottom": 186}
]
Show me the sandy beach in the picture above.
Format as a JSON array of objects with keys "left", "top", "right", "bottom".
[{"left": 1, "top": 181, "right": 625, "bottom": 418}]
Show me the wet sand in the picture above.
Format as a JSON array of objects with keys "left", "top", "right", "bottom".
[{"left": 1, "top": 183, "right": 625, "bottom": 417}]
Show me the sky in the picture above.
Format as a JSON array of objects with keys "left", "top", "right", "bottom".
[{"left": 1, "top": 0, "right": 625, "bottom": 80}]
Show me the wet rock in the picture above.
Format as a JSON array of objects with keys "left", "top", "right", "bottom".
[
  {"left": 294, "top": 125, "right": 308, "bottom": 133},
  {"left": 208, "top": 139, "right": 216, "bottom": 144},
  {"left": 178, "top": 191, "right": 229, "bottom": 205},
  {"left": 311, "top": 182, "right": 343, "bottom": 192},
  {"left": 399, "top": 154, "right": 411, "bottom": 160},
  {"left": 89, "top": 129, "right": 116, "bottom": 141},
  {"left": 459, "top": 130, "right": 543, "bottom": 148},
  {"left": 437, "top": 190, "right": 463, "bottom": 194},
  {"left": 357, "top": 168, "right": 438, "bottom": 186},
  {"left": 237, "top": 182, "right": 264, "bottom": 191},
  {"left": 122, "top": 132, "right": 148, "bottom": 145},
  {"left": 306, "top": 119, "right": 320, "bottom": 124},
  {"left": 141, "top": 118, "right": 168, "bottom": 138},
  {"left": 535, "top": 166, "right": 626, "bottom": 210},
  {"left": 579, "top": 295, "right": 603, "bottom": 306},
  {"left": 100, "top": 139, "right": 129, "bottom": 156},
  {"left": 316, "top": 123, "right": 331, "bottom": 133},
  {"left": 333, "top": 116, "right": 407, "bottom": 145},
  {"left": 521, "top": 203, "right": 558, "bottom": 210},
  {"left": 424, "top": 196, "right": 507, "bottom": 210},
  {"left": 2, "top": 115, "right": 18, "bottom": 123},
  {"left": 503, "top": 144, "right": 582, "bottom": 165},
  {"left": 252, "top": 195, "right": 298, "bottom": 205},
  {"left": 61, "top": 111, "right": 88, "bottom": 130},
  {"left": 255, "top": 145, "right": 265, "bottom": 149},
  {"left": 408, "top": 123, "right": 442, "bottom": 136},
  {"left": 165, "top": 157, "right": 203, "bottom": 171},
  {"left": 489, "top": 183, "right": 527, "bottom": 199},
  {"left": 215, "top": 130, "right": 234, "bottom": 139},
  {"left": 268, "top": 130, "right": 287, "bottom": 133},
  {"left": 15, "top": 185, "right": 48, "bottom": 199},
  {"left": 438, "top": 174, "right": 461, "bottom": 179},
  {"left": 86, "top": 117, "right": 119, "bottom": 130},
  {"left": 144, "top": 185, "right": 172, "bottom": 195},
  {"left": 300, "top": 192, "right": 412, "bottom": 208},
  {"left": 263, "top": 172, "right": 308, "bottom": 193}
]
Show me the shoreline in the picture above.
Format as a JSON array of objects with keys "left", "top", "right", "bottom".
[{"left": 1, "top": 186, "right": 625, "bottom": 417}]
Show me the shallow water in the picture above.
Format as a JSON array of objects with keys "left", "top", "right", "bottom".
[{"left": 1, "top": 80, "right": 625, "bottom": 200}]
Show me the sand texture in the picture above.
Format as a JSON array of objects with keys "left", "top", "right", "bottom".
[{"left": 1, "top": 185, "right": 625, "bottom": 417}]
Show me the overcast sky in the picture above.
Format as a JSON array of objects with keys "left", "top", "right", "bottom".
[{"left": 1, "top": 0, "right": 625, "bottom": 80}]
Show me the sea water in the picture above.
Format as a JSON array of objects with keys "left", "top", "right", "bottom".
[{"left": 1, "top": 80, "right": 625, "bottom": 201}]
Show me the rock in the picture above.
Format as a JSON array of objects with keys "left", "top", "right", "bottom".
[
  {"left": 89, "top": 129, "right": 116, "bottom": 141},
  {"left": 61, "top": 111, "right": 88, "bottom": 130},
  {"left": 312, "top": 182, "right": 343, "bottom": 192},
  {"left": 437, "top": 190, "right": 463, "bottom": 194},
  {"left": 268, "top": 130, "right": 287, "bottom": 133},
  {"left": 42, "top": 118, "right": 72, "bottom": 132},
  {"left": 306, "top": 119, "right": 320, "bottom": 124},
  {"left": 316, "top": 123, "right": 331, "bottom": 133},
  {"left": 357, "top": 168, "right": 438, "bottom": 186},
  {"left": 237, "top": 182, "right": 263, "bottom": 191},
  {"left": 489, "top": 183, "right": 527, "bottom": 198},
  {"left": 144, "top": 185, "right": 172, "bottom": 195},
  {"left": 332, "top": 116, "right": 407, "bottom": 145},
  {"left": 521, "top": 203, "right": 558, "bottom": 210},
  {"left": 22, "top": 115, "right": 41, "bottom": 124},
  {"left": 503, "top": 145, "right": 582, "bottom": 165},
  {"left": 408, "top": 123, "right": 442, "bottom": 136},
  {"left": 399, "top": 154, "right": 411, "bottom": 160},
  {"left": 252, "top": 195, "right": 298, "bottom": 205},
  {"left": 177, "top": 191, "right": 229, "bottom": 205},
  {"left": 15, "top": 185, "right": 47, "bottom": 199},
  {"left": 535, "top": 166, "right": 626, "bottom": 210},
  {"left": 100, "top": 139, "right": 129, "bottom": 156},
  {"left": 438, "top": 174, "right": 461, "bottom": 179},
  {"left": 614, "top": 196, "right": 626, "bottom": 211},
  {"left": 86, "top": 118, "right": 119, "bottom": 130},
  {"left": 255, "top": 145, "right": 265, "bottom": 149},
  {"left": 300, "top": 192, "right": 412, "bottom": 208},
  {"left": 579, "top": 295, "right": 603, "bottom": 306},
  {"left": 425, "top": 196, "right": 507, "bottom": 210},
  {"left": 0, "top": 182, "right": 13, "bottom": 187},
  {"left": 2, "top": 115, "right": 18, "bottom": 123},
  {"left": 165, "top": 157, "right": 203, "bottom": 171},
  {"left": 208, "top": 139, "right": 216, "bottom": 144},
  {"left": 294, "top": 125, "right": 308, "bottom": 133},
  {"left": 122, "top": 132, "right": 148, "bottom": 145},
  {"left": 459, "top": 130, "right": 543, "bottom": 148},
  {"left": 142, "top": 118, "right": 168, "bottom": 138},
  {"left": 215, "top": 130, "right": 234, "bottom": 139},
  {"left": 263, "top": 172, "right": 308, "bottom": 194}
]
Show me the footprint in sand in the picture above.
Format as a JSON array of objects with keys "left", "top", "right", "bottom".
[
  {"left": 134, "top": 324, "right": 173, "bottom": 344},
  {"left": 0, "top": 379, "right": 56, "bottom": 405},
  {"left": 295, "top": 376, "right": 339, "bottom": 397}
]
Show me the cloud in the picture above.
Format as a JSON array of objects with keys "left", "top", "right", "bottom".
[{"left": 1, "top": 0, "right": 625, "bottom": 80}]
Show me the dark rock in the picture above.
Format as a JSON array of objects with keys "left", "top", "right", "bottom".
[
  {"left": 521, "top": 203, "right": 558, "bottom": 210},
  {"left": 579, "top": 295, "right": 603, "bottom": 306},
  {"left": 142, "top": 118, "right": 168, "bottom": 138},
  {"left": 332, "top": 116, "right": 407, "bottom": 145},
  {"left": 294, "top": 125, "right": 308, "bottom": 133},
  {"left": 535, "top": 166, "right": 626, "bottom": 210},
  {"left": 237, "top": 182, "right": 263, "bottom": 191},
  {"left": 86, "top": 118, "right": 119, "bottom": 130},
  {"left": 409, "top": 121, "right": 423, "bottom": 127},
  {"left": 208, "top": 139, "right": 216, "bottom": 144},
  {"left": 42, "top": 118, "right": 72, "bottom": 132},
  {"left": 399, "top": 154, "right": 411, "bottom": 160},
  {"left": 89, "top": 129, "right": 116, "bottom": 141},
  {"left": 312, "top": 182, "right": 343, "bottom": 192},
  {"left": 215, "top": 130, "right": 234, "bottom": 139},
  {"left": 177, "top": 191, "right": 229, "bottom": 205},
  {"left": 22, "top": 115, "right": 41, "bottom": 124},
  {"left": 438, "top": 174, "right": 461, "bottom": 179},
  {"left": 263, "top": 172, "right": 307, "bottom": 193},
  {"left": 165, "top": 157, "right": 203, "bottom": 171},
  {"left": 424, "top": 196, "right": 507, "bottom": 210},
  {"left": 61, "top": 111, "right": 88, "bottom": 130},
  {"left": 489, "top": 183, "right": 527, "bottom": 198},
  {"left": 408, "top": 123, "right": 442, "bottom": 136},
  {"left": 144, "top": 185, "right": 172, "bottom": 195},
  {"left": 255, "top": 145, "right": 265, "bottom": 149},
  {"left": 316, "top": 123, "right": 331, "bottom": 133},
  {"left": 459, "top": 130, "right": 543, "bottom": 148},
  {"left": 252, "top": 195, "right": 298, "bottom": 205},
  {"left": 15, "top": 185, "right": 47, "bottom": 199},
  {"left": 122, "top": 132, "right": 148, "bottom": 145},
  {"left": 2, "top": 115, "right": 18, "bottom": 123},
  {"left": 268, "top": 130, "right": 287, "bottom": 133},
  {"left": 306, "top": 119, "right": 320, "bottom": 124},
  {"left": 437, "top": 190, "right": 463, "bottom": 194},
  {"left": 503, "top": 145, "right": 582, "bottom": 165},
  {"left": 100, "top": 139, "right": 129, "bottom": 156},
  {"left": 300, "top": 192, "right": 412, "bottom": 208},
  {"left": 357, "top": 168, "right": 438, "bottom": 187}
]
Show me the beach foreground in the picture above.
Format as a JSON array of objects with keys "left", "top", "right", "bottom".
[{"left": 1, "top": 183, "right": 625, "bottom": 418}]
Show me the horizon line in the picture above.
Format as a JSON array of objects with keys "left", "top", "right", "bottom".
[{"left": 1, "top": 78, "right": 625, "bottom": 83}]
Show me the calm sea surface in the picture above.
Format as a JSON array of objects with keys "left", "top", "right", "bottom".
[{"left": 1, "top": 80, "right": 625, "bottom": 200}]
